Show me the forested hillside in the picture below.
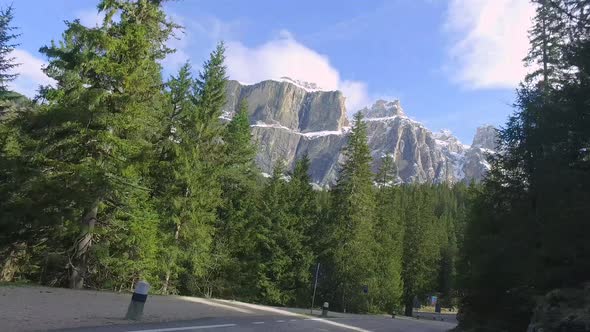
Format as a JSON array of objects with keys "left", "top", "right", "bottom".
[
  {"left": 3, "top": 1, "right": 587, "bottom": 329},
  {"left": 0, "top": 0, "right": 470, "bottom": 316},
  {"left": 456, "top": 0, "right": 590, "bottom": 331}
]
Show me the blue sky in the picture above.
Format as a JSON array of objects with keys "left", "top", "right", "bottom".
[{"left": 3, "top": 0, "right": 534, "bottom": 143}]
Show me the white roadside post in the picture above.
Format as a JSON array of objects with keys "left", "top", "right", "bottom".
[
  {"left": 126, "top": 280, "right": 150, "bottom": 320},
  {"left": 321, "top": 302, "right": 329, "bottom": 317}
]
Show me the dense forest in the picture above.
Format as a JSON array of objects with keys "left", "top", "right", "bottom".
[
  {"left": 457, "top": 0, "right": 590, "bottom": 331},
  {"left": 0, "top": 0, "right": 469, "bottom": 317},
  {"left": 1, "top": 1, "right": 589, "bottom": 330}
]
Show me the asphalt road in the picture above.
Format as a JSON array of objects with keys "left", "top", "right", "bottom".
[{"left": 54, "top": 314, "right": 456, "bottom": 332}]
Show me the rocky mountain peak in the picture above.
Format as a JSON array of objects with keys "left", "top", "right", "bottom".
[
  {"left": 279, "top": 76, "right": 325, "bottom": 92},
  {"left": 433, "top": 129, "right": 453, "bottom": 140},
  {"left": 433, "top": 129, "right": 465, "bottom": 154},
  {"left": 472, "top": 125, "right": 498, "bottom": 150},
  {"left": 360, "top": 99, "right": 405, "bottom": 118},
  {"left": 223, "top": 79, "right": 496, "bottom": 185}
]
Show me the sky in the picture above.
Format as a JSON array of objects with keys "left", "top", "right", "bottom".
[{"left": 3, "top": 0, "right": 535, "bottom": 143}]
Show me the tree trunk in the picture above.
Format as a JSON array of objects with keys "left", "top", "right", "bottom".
[
  {"left": 1, "top": 242, "right": 26, "bottom": 282},
  {"left": 404, "top": 298, "right": 414, "bottom": 317},
  {"left": 162, "top": 271, "right": 171, "bottom": 294},
  {"left": 69, "top": 200, "right": 99, "bottom": 289},
  {"left": 161, "top": 223, "right": 181, "bottom": 294}
]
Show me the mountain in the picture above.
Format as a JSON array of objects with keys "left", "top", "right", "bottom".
[{"left": 223, "top": 79, "right": 497, "bottom": 186}]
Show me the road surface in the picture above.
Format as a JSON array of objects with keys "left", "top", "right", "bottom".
[
  {"left": 54, "top": 314, "right": 455, "bottom": 332},
  {"left": 1, "top": 286, "right": 456, "bottom": 331}
]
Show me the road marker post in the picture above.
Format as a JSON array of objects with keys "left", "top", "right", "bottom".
[
  {"left": 126, "top": 280, "right": 150, "bottom": 320},
  {"left": 322, "top": 302, "right": 329, "bottom": 317}
]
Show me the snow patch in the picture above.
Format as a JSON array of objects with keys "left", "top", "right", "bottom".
[
  {"left": 219, "top": 110, "right": 233, "bottom": 121},
  {"left": 278, "top": 76, "right": 326, "bottom": 92},
  {"left": 251, "top": 121, "right": 292, "bottom": 131},
  {"left": 364, "top": 116, "right": 399, "bottom": 122},
  {"left": 237, "top": 80, "right": 255, "bottom": 86},
  {"left": 251, "top": 121, "right": 346, "bottom": 139},
  {"left": 433, "top": 129, "right": 453, "bottom": 139},
  {"left": 435, "top": 139, "right": 450, "bottom": 147},
  {"left": 300, "top": 130, "right": 344, "bottom": 138}
]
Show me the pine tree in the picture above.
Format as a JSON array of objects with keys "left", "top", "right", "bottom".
[
  {"left": 234, "top": 159, "right": 315, "bottom": 305},
  {"left": 150, "top": 61, "right": 222, "bottom": 295},
  {"left": 19, "top": 0, "right": 175, "bottom": 289},
  {"left": 326, "top": 111, "right": 377, "bottom": 313},
  {"left": 208, "top": 98, "right": 260, "bottom": 298},
  {"left": 457, "top": 1, "right": 590, "bottom": 330},
  {"left": 161, "top": 44, "right": 228, "bottom": 296},
  {"left": 375, "top": 154, "right": 397, "bottom": 187},
  {"left": 194, "top": 42, "right": 227, "bottom": 132},
  {"left": 525, "top": 0, "right": 567, "bottom": 87},
  {"left": 286, "top": 155, "right": 318, "bottom": 305},
  {"left": 373, "top": 157, "right": 404, "bottom": 313},
  {"left": 401, "top": 186, "right": 439, "bottom": 317},
  {"left": 0, "top": 5, "right": 19, "bottom": 99}
]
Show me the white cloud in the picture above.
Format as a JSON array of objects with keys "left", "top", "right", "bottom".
[
  {"left": 162, "top": 13, "right": 190, "bottom": 70},
  {"left": 339, "top": 80, "right": 370, "bottom": 113},
  {"left": 225, "top": 33, "right": 370, "bottom": 112},
  {"left": 76, "top": 9, "right": 105, "bottom": 28},
  {"left": 445, "top": 0, "right": 535, "bottom": 89},
  {"left": 162, "top": 13, "right": 244, "bottom": 73},
  {"left": 9, "top": 49, "right": 55, "bottom": 98}
]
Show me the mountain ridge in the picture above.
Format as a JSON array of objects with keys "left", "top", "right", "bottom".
[{"left": 223, "top": 79, "right": 497, "bottom": 185}]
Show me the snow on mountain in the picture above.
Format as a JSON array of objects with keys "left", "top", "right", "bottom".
[
  {"left": 223, "top": 79, "right": 496, "bottom": 185},
  {"left": 278, "top": 76, "right": 326, "bottom": 92},
  {"left": 251, "top": 121, "right": 346, "bottom": 139}
]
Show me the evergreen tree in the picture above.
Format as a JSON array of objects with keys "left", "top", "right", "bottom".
[
  {"left": 164, "top": 43, "right": 228, "bottom": 296},
  {"left": 0, "top": 5, "right": 19, "bottom": 99},
  {"left": 286, "top": 155, "right": 318, "bottom": 305},
  {"left": 151, "top": 60, "right": 223, "bottom": 295},
  {"left": 458, "top": 1, "right": 590, "bottom": 330},
  {"left": 524, "top": 0, "right": 567, "bottom": 86},
  {"left": 16, "top": 0, "right": 175, "bottom": 289},
  {"left": 401, "top": 186, "right": 439, "bottom": 317},
  {"left": 375, "top": 154, "right": 397, "bottom": 187},
  {"left": 208, "top": 99, "right": 260, "bottom": 298},
  {"left": 326, "top": 111, "right": 377, "bottom": 313},
  {"left": 236, "top": 159, "right": 314, "bottom": 305},
  {"left": 373, "top": 157, "right": 404, "bottom": 313}
]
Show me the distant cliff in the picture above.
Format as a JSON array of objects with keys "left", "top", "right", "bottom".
[{"left": 223, "top": 78, "right": 497, "bottom": 186}]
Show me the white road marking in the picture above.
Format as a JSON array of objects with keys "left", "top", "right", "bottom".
[
  {"left": 126, "top": 324, "right": 237, "bottom": 332},
  {"left": 276, "top": 319, "right": 286, "bottom": 322},
  {"left": 290, "top": 319, "right": 298, "bottom": 321},
  {"left": 214, "top": 299, "right": 303, "bottom": 317},
  {"left": 304, "top": 318, "right": 373, "bottom": 332},
  {"left": 252, "top": 321, "right": 265, "bottom": 324},
  {"left": 175, "top": 296, "right": 254, "bottom": 314}
]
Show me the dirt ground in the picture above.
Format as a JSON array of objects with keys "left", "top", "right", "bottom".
[{"left": 0, "top": 285, "right": 274, "bottom": 332}]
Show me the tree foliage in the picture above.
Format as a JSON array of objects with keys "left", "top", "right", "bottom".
[
  {"left": 0, "top": 1, "right": 471, "bottom": 320},
  {"left": 457, "top": 1, "right": 590, "bottom": 330}
]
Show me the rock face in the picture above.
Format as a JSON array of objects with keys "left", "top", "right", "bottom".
[
  {"left": 472, "top": 125, "right": 498, "bottom": 150},
  {"left": 224, "top": 79, "right": 348, "bottom": 185},
  {"left": 223, "top": 79, "right": 497, "bottom": 186}
]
